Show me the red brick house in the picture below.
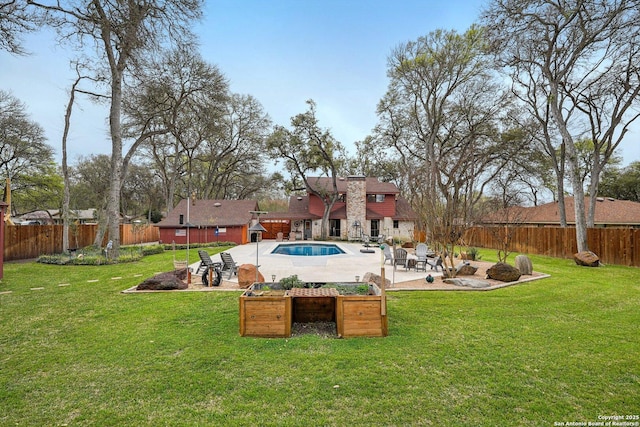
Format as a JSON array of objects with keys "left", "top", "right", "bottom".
[
  {"left": 263, "top": 176, "right": 418, "bottom": 241},
  {"left": 483, "top": 196, "right": 640, "bottom": 228},
  {"left": 157, "top": 199, "right": 260, "bottom": 245}
]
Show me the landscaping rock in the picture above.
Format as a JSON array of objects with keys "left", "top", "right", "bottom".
[
  {"left": 574, "top": 251, "right": 600, "bottom": 267},
  {"left": 136, "top": 268, "right": 188, "bottom": 291},
  {"left": 515, "top": 254, "right": 533, "bottom": 275},
  {"left": 486, "top": 262, "right": 521, "bottom": 282},
  {"left": 443, "top": 278, "right": 491, "bottom": 288},
  {"left": 238, "top": 264, "right": 265, "bottom": 289},
  {"left": 362, "top": 272, "right": 391, "bottom": 289},
  {"left": 456, "top": 261, "right": 478, "bottom": 276}
]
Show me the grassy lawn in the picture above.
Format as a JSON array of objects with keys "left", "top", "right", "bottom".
[{"left": 1, "top": 248, "right": 638, "bottom": 426}]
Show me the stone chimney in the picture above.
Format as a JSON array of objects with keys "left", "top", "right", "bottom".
[{"left": 346, "top": 176, "right": 367, "bottom": 240}]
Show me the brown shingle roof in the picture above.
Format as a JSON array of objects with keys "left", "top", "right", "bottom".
[
  {"left": 394, "top": 197, "right": 419, "bottom": 221},
  {"left": 306, "top": 176, "right": 400, "bottom": 194},
  {"left": 157, "top": 199, "right": 259, "bottom": 228},
  {"left": 483, "top": 197, "right": 640, "bottom": 226}
]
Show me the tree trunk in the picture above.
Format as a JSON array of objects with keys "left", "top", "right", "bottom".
[
  {"left": 562, "top": 138, "right": 589, "bottom": 252},
  {"left": 61, "top": 84, "right": 75, "bottom": 253},
  {"left": 548, "top": 83, "right": 588, "bottom": 252},
  {"left": 587, "top": 158, "right": 605, "bottom": 228},
  {"left": 106, "top": 73, "right": 124, "bottom": 258},
  {"left": 555, "top": 170, "right": 568, "bottom": 228}
]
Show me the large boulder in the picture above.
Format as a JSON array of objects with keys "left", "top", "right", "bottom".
[
  {"left": 514, "top": 254, "right": 533, "bottom": 275},
  {"left": 486, "top": 262, "right": 521, "bottom": 282},
  {"left": 238, "top": 264, "right": 265, "bottom": 289},
  {"left": 137, "top": 268, "right": 188, "bottom": 291},
  {"left": 574, "top": 251, "right": 600, "bottom": 267},
  {"left": 456, "top": 262, "right": 478, "bottom": 276},
  {"left": 362, "top": 272, "right": 391, "bottom": 289}
]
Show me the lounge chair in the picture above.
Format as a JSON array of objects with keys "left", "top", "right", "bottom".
[
  {"left": 394, "top": 248, "right": 408, "bottom": 270},
  {"left": 196, "top": 250, "right": 216, "bottom": 274},
  {"left": 220, "top": 252, "right": 239, "bottom": 279},
  {"left": 383, "top": 245, "right": 393, "bottom": 264}
]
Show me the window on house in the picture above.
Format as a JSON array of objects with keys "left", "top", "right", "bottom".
[
  {"left": 179, "top": 214, "right": 184, "bottom": 225},
  {"left": 367, "top": 194, "right": 385, "bottom": 203},
  {"left": 393, "top": 220, "right": 399, "bottom": 229}
]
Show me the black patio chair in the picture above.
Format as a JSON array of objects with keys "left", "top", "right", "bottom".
[
  {"left": 197, "top": 250, "right": 216, "bottom": 274},
  {"left": 220, "top": 252, "right": 239, "bottom": 279}
]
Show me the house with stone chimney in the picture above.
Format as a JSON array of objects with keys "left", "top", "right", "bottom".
[{"left": 262, "top": 176, "right": 417, "bottom": 241}]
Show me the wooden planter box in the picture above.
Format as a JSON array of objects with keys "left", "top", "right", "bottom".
[
  {"left": 239, "top": 283, "right": 388, "bottom": 338},
  {"left": 336, "top": 294, "right": 388, "bottom": 338},
  {"left": 239, "top": 284, "right": 291, "bottom": 337}
]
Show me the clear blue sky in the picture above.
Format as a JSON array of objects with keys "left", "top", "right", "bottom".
[{"left": 2, "top": 0, "right": 638, "bottom": 166}]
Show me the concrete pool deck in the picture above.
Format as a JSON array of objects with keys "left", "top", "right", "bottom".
[{"left": 200, "top": 240, "right": 440, "bottom": 287}]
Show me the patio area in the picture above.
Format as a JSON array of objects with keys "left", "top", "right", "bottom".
[
  {"left": 190, "top": 241, "right": 549, "bottom": 291},
  {"left": 198, "top": 241, "right": 430, "bottom": 287}
]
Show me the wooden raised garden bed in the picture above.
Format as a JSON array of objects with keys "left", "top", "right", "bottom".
[{"left": 239, "top": 283, "right": 388, "bottom": 338}]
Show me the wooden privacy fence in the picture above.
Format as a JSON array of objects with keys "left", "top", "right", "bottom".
[
  {"left": 464, "top": 226, "right": 640, "bottom": 267},
  {"left": 3, "top": 224, "right": 160, "bottom": 261}
]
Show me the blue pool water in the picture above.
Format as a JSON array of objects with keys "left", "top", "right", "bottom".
[{"left": 271, "top": 243, "right": 345, "bottom": 256}]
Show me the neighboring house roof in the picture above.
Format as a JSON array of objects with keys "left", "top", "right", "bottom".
[
  {"left": 14, "top": 210, "right": 54, "bottom": 224},
  {"left": 50, "top": 209, "right": 98, "bottom": 221},
  {"left": 156, "top": 199, "right": 259, "bottom": 228},
  {"left": 306, "top": 176, "right": 400, "bottom": 194},
  {"left": 483, "top": 197, "right": 640, "bottom": 226}
]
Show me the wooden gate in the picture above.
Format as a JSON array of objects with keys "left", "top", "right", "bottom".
[{"left": 261, "top": 219, "right": 291, "bottom": 240}]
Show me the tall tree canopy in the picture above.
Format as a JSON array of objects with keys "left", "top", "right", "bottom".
[
  {"left": 482, "top": 0, "right": 640, "bottom": 251},
  {"left": 375, "top": 27, "right": 516, "bottom": 270},
  {"left": 29, "top": 0, "right": 203, "bottom": 256},
  {"left": 0, "top": 90, "right": 60, "bottom": 215},
  {"left": 267, "top": 100, "right": 347, "bottom": 240}
]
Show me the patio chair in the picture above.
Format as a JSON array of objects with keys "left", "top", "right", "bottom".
[
  {"left": 394, "top": 248, "right": 408, "bottom": 269},
  {"left": 383, "top": 244, "right": 393, "bottom": 264},
  {"left": 427, "top": 255, "right": 443, "bottom": 272},
  {"left": 414, "top": 243, "right": 428, "bottom": 272},
  {"left": 276, "top": 232, "right": 284, "bottom": 242},
  {"left": 220, "top": 252, "right": 239, "bottom": 279},
  {"left": 196, "top": 250, "right": 216, "bottom": 274}
]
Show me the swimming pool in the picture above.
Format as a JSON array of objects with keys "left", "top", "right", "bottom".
[{"left": 271, "top": 243, "right": 345, "bottom": 256}]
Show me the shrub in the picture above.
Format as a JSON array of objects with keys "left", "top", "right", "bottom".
[{"left": 279, "top": 275, "right": 305, "bottom": 290}]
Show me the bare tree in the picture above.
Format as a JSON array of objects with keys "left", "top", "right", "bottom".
[
  {"left": 376, "top": 27, "right": 516, "bottom": 274},
  {"left": 125, "top": 48, "right": 228, "bottom": 210},
  {"left": 0, "top": 0, "right": 44, "bottom": 54},
  {"left": 483, "top": 0, "right": 640, "bottom": 252},
  {"left": 29, "top": 0, "right": 202, "bottom": 257},
  {"left": 266, "top": 100, "right": 347, "bottom": 240}
]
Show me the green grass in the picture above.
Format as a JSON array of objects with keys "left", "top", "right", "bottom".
[{"left": 1, "top": 248, "right": 638, "bottom": 426}]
